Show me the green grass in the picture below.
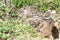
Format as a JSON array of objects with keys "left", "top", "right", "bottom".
[
  {"left": 0, "top": 0, "right": 60, "bottom": 18},
  {"left": 12, "top": 0, "right": 36, "bottom": 7},
  {"left": 0, "top": 19, "right": 41, "bottom": 40},
  {"left": 0, "top": 0, "right": 60, "bottom": 40}
]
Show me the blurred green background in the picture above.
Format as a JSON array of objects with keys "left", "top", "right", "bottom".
[{"left": 0, "top": 0, "right": 60, "bottom": 40}]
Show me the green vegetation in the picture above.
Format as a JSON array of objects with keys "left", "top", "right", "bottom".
[
  {"left": 0, "top": 19, "right": 40, "bottom": 40},
  {"left": 12, "top": 0, "right": 36, "bottom": 7},
  {"left": 0, "top": 0, "right": 60, "bottom": 40}
]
